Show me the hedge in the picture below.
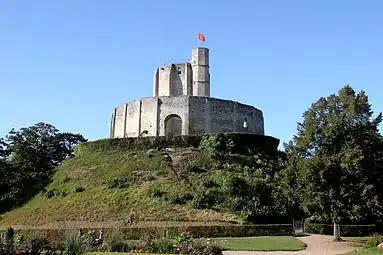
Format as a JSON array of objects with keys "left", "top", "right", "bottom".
[
  {"left": 75, "top": 133, "right": 280, "bottom": 156},
  {"left": 1, "top": 224, "right": 293, "bottom": 241},
  {"left": 304, "top": 223, "right": 376, "bottom": 236},
  {"left": 199, "top": 133, "right": 280, "bottom": 155}
]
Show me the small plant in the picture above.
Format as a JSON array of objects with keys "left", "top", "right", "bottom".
[
  {"left": 105, "top": 230, "right": 124, "bottom": 252},
  {"left": 364, "top": 233, "right": 383, "bottom": 248},
  {"left": 6, "top": 227, "right": 14, "bottom": 254},
  {"left": 146, "top": 237, "right": 176, "bottom": 254},
  {"left": 62, "top": 177, "right": 71, "bottom": 183},
  {"left": 72, "top": 186, "right": 85, "bottom": 194},
  {"left": 175, "top": 232, "right": 194, "bottom": 254},
  {"left": 102, "top": 177, "right": 129, "bottom": 189},
  {"left": 164, "top": 192, "right": 193, "bottom": 205},
  {"left": 14, "top": 231, "right": 26, "bottom": 246},
  {"left": 45, "top": 189, "right": 61, "bottom": 198},
  {"left": 62, "top": 230, "right": 90, "bottom": 255},
  {"left": 98, "top": 242, "right": 107, "bottom": 252}
]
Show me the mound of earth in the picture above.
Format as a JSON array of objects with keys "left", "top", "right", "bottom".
[{"left": 0, "top": 147, "right": 241, "bottom": 228}]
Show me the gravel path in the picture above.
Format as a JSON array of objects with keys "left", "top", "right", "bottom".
[{"left": 222, "top": 235, "right": 357, "bottom": 255}]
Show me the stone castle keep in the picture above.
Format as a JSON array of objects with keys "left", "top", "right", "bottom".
[{"left": 110, "top": 47, "right": 265, "bottom": 138}]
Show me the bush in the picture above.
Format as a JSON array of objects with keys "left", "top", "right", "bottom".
[
  {"left": 74, "top": 136, "right": 201, "bottom": 156},
  {"left": 364, "top": 233, "right": 383, "bottom": 248},
  {"left": 146, "top": 237, "right": 177, "bottom": 254},
  {"left": 72, "top": 186, "right": 85, "bottom": 193},
  {"left": 74, "top": 133, "right": 279, "bottom": 156},
  {"left": 199, "top": 133, "right": 280, "bottom": 155},
  {"left": 62, "top": 230, "right": 90, "bottom": 255},
  {"left": 9, "top": 224, "right": 293, "bottom": 243},
  {"left": 5, "top": 227, "right": 14, "bottom": 254},
  {"left": 105, "top": 230, "right": 125, "bottom": 252},
  {"left": 102, "top": 177, "right": 129, "bottom": 189},
  {"left": 164, "top": 192, "right": 194, "bottom": 205},
  {"left": 45, "top": 189, "right": 65, "bottom": 198},
  {"left": 304, "top": 223, "right": 376, "bottom": 237},
  {"left": 62, "top": 177, "right": 71, "bottom": 183}
]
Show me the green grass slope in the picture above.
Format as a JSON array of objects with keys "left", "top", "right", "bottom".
[{"left": 0, "top": 147, "right": 240, "bottom": 228}]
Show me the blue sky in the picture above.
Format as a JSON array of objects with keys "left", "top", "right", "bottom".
[{"left": 1, "top": 0, "right": 382, "bottom": 148}]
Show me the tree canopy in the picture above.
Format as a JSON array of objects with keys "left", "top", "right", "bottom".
[
  {"left": 0, "top": 122, "right": 86, "bottom": 212},
  {"left": 285, "top": 85, "right": 383, "bottom": 239}
]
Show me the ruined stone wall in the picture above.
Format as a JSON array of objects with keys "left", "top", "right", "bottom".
[
  {"left": 111, "top": 96, "right": 264, "bottom": 138},
  {"left": 111, "top": 96, "right": 189, "bottom": 138},
  {"left": 188, "top": 97, "right": 264, "bottom": 136}
]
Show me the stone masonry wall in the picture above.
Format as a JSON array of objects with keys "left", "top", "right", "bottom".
[
  {"left": 111, "top": 96, "right": 264, "bottom": 138},
  {"left": 188, "top": 97, "right": 264, "bottom": 136}
]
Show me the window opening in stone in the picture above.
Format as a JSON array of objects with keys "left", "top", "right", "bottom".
[
  {"left": 177, "top": 67, "right": 182, "bottom": 74},
  {"left": 243, "top": 118, "right": 248, "bottom": 128}
]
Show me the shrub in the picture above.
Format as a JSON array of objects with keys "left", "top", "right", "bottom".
[
  {"left": 105, "top": 230, "right": 125, "bottom": 252},
  {"left": 62, "top": 177, "right": 71, "bottom": 183},
  {"left": 14, "top": 231, "right": 26, "bottom": 246},
  {"left": 199, "top": 133, "right": 280, "bottom": 155},
  {"left": 164, "top": 191, "right": 194, "bottom": 205},
  {"left": 45, "top": 189, "right": 64, "bottom": 198},
  {"left": 304, "top": 223, "right": 376, "bottom": 237},
  {"left": 146, "top": 237, "right": 177, "bottom": 254},
  {"left": 364, "top": 233, "right": 383, "bottom": 248},
  {"left": 74, "top": 133, "right": 279, "bottom": 156},
  {"left": 72, "top": 186, "right": 85, "bottom": 194},
  {"left": 102, "top": 177, "right": 129, "bottom": 189},
  {"left": 10, "top": 224, "right": 293, "bottom": 243},
  {"left": 5, "top": 227, "right": 14, "bottom": 254},
  {"left": 62, "top": 230, "right": 90, "bottom": 255}
]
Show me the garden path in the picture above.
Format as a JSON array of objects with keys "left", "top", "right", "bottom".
[{"left": 222, "top": 234, "right": 357, "bottom": 255}]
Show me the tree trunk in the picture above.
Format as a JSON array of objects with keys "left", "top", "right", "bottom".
[{"left": 333, "top": 222, "right": 341, "bottom": 242}]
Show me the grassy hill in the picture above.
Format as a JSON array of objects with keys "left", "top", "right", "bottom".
[{"left": 0, "top": 134, "right": 282, "bottom": 230}]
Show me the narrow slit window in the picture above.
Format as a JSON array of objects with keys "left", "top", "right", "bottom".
[{"left": 243, "top": 118, "right": 248, "bottom": 128}]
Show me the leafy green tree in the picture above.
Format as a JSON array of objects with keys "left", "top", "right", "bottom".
[
  {"left": 0, "top": 122, "right": 87, "bottom": 211},
  {"left": 285, "top": 85, "right": 383, "bottom": 241},
  {"left": 0, "top": 138, "right": 13, "bottom": 210}
]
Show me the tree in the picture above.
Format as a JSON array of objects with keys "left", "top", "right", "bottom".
[
  {"left": 0, "top": 138, "right": 13, "bottom": 210},
  {"left": 0, "top": 122, "right": 87, "bottom": 211},
  {"left": 285, "top": 85, "right": 383, "bottom": 241}
]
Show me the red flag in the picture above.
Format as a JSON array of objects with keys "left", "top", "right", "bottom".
[{"left": 198, "top": 33, "right": 206, "bottom": 41}]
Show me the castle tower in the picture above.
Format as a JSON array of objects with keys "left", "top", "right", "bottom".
[
  {"left": 191, "top": 47, "right": 210, "bottom": 97},
  {"left": 111, "top": 46, "right": 266, "bottom": 139}
]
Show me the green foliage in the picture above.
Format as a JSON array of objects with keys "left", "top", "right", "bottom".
[
  {"left": 45, "top": 188, "right": 67, "bottom": 198},
  {"left": 102, "top": 177, "right": 129, "bottom": 189},
  {"left": 74, "top": 135, "right": 202, "bottom": 156},
  {"left": 305, "top": 223, "right": 376, "bottom": 237},
  {"left": 104, "top": 230, "right": 125, "bottom": 252},
  {"left": 62, "top": 177, "right": 71, "bottom": 183},
  {"left": 0, "top": 122, "right": 87, "bottom": 212},
  {"left": 285, "top": 85, "right": 383, "bottom": 238},
  {"left": 145, "top": 236, "right": 177, "bottom": 254},
  {"left": 74, "top": 133, "right": 279, "bottom": 157},
  {"left": 62, "top": 230, "right": 90, "bottom": 255},
  {"left": 215, "top": 236, "right": 306, "bottom": 251},
  {"left": 5, "top": 227, "right": 14, "bottom": 254},
  {"left": 72, "top": 187, "right": 85, "bottom": 194},
  {"left": 199, "top": 133, "right": 280, "bottom": 155},
  {"left": 363, "top": 234, "right": 383, "bottom": 248}
]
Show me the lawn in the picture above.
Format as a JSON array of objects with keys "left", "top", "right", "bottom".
[
  {"left": 343, "top": 248, "right": 383, "bottom": 255},
  {"left": 214, "top": 236, "right": 307, "bottom": 251},
  {"left": 92, "top": 253, "right": 173, "bottom": 255}
]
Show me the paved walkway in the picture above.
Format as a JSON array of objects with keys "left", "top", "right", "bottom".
[{"left": 223, "top": 235, "right": 357, "bottom": 255}]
